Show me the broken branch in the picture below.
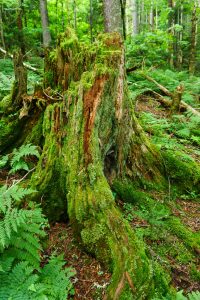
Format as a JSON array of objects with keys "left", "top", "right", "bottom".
[{"left": 0, "top": 46, "right": 41, "bottom": 74}]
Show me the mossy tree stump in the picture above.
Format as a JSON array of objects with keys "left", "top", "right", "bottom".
[{"left": 29, "top": 30, "right": 172, "bottom": 299}]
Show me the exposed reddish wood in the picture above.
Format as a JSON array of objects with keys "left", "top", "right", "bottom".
[{"left": 83, "top": 76, "right": 107, "bottom": 165}]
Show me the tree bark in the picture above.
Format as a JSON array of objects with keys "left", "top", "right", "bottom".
[
  {"left": 189, "top": 1, "right": 198, "bottom": 75},
  {"left": 39, "top": 0, "right": 52, "bottom": 47},
  {"left": 12, "top": 50, "right": 27, "bottom": 109},
  {"left": 0, "top": 5, "right": 6, "bottom": 50},
  {"left": 103, "top": 0, "right": 124, "bottom": 37},
  {"left": 168, "top": 0, "right": 175, "bottom": 68},
  {"left": 133, "top": 0, "right": 139, "bottom": 35},
  {"left": 17, "top": 0, "right": 26, "bottom": 55}
]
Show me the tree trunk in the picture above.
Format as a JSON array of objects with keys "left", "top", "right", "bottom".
[
  {"left": 120, "top": 0, "right": 126, "bottom": 40},
  {"left": 103, "top": 0, "right": 123, "bottom": 37},
  {"left": 39, "top": 0, "right": 52, "bottom": 47},
  {"left": 0, "top": 5, "right": 6, "bottom": 50},
  {"left": 189, "top": 1, "right": 198, "bottom": 75},
  {"left": 132, "top": 0, "right": 138, "bottom": 35},
  {"left": 150, "top": 0, "right": 154, "bottom": 31},
  {"left": 168, "top": 0, "right": 175, "bottom": 68},
  {"left": 17, "top": 0, "right": 26, "bottom": 55},
  {"left": 177, "top": 5, "right": 183, "bottom": 69},
  {"left": 73, "top": 0, "right": 77, "bottom": 32},
  {"left": 28, "top": 30, "right": 173, "bottom": 300},
  {"left": 12, "top": 50, "right": 27, "bottom": 109},
  {"left": 170, "top": 85, "right": 184, "bottom": 114},
  {"left": 89, "top": 0, "right": 93, "bottom": 43}
]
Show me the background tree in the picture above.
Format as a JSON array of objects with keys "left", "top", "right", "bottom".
[{"left": 39, "top": 0, "right": 51, "bottom": 47}]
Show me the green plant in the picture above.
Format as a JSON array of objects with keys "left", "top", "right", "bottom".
[
  {"left": 0, "top": 143, "right": 40, "bottom": 174},
  {"left": 0, "top": 183, "right": 75, "bottom": 299},
  {"left": 153, "top": 290, "right": 200, "bottom": 300}
]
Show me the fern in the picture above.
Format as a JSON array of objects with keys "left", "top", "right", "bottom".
[
  {"left": 10, "top": 144, "right": 40, "bottom": 174},
  {"left": 0, "top": 155, "right": 9, "bottom": 169},
  {"left": 153, "top": 290, "right": 200, "bottom": 300},
  {"left": 0, "top": 183, "right": 75, "bottom": 299}
]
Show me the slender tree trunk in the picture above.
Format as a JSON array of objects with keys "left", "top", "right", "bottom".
[
  {"left": 89, "top": 0, "right": 93, "bottom": 43},
  {"left": 61, "top": 0, "right": 65, "bottom": 32},
  {"left": 39, "top": 0, "right": 51, "bottom": 48},
  {"left": 17, "top": 0, "right": 26, "bottom": 55},
  {"left": 150, "top": 0, "right": 154, "bottom": 31},
  {"left": 12, "top": 50, "right": 27, "bottom": 109},
  {"left": 120, "top": 0, "right": 126, "bottom": 40},
  {"left": 0, "top": 5, "right": 6, "bottom": 50},
  {"left": 189, "top": 1, "right": 198, "bottom": 75},
  {"left": 73, "top": 0, "right": 77, "bottom": 32},
  {"left": 168, "top": 0, "right": 175, "bottom": 68},
  {"left": 132, "top": 0, "right": 138, "bottom": 35},
  {"left": 177, "top": 5, "right": 183, "bottom": 69}
]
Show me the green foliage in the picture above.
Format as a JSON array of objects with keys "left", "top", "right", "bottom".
[
  {"left": 153, "top": 290, "right": 200, "bottom": 300},
  {"left": 0, "top": 143, "right": 40, "bottom": 174},
  {"left": 138, "top": 106, "right": 200, "bottom": 163},
  {"left": 10, "top": 144, "right": 40, "bottom": 173},
  {"left": 0, "top": 183, "right": 75, "bottom": 299},
  {"left": 126, "top": 31, "right": 170, "bottom": 68}
]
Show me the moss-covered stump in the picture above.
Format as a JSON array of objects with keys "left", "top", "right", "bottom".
[{"left": 29, "top": 31, "right": 176, "bottom": 299}]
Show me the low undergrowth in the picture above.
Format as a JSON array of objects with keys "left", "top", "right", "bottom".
[
  {"left": 120, "top": 69, "right": 200, "bottom": 298},
  {"left": 0, "top": 144, "right": 75, "bottom": 300},
  {"left": 114, "top": 182, "right": 200, "bottom": 298}
]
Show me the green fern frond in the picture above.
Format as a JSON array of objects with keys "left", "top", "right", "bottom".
[
  {"left": 188, "top": 291, "right": 200, "bottom": 300},
  {"left": 0, "top": 155, "right": 9, "bottom": 169},
  {"left": 0, "top": 183, "right": 74, "bottom": 299},
  {"left": 9, "top": 159, "right": 29, "bottom": 174},
  {"left": 11, "top": 144, "right": 40, "bottom": 167}
]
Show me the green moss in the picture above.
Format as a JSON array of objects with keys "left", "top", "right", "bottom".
[
  {"left": 167, "top": 218, "right": 200, "bottom": 251},
  {"left": 24, "top": 114, "right": 44, "bottom": 146},
  {"left": 80, "top": 71, "right": 95, "bottom": 90},
  {"left": 0, "top": 115, "right": 23, "bottom": 153},
  {"left": 190, "top": 263, "right": 200, "bottom": 281},
  {"left": 0, "top": 94, "right": 12, "bottom": 114},
  {"left": 162, "top": 150, "right": 200, "bottom": 192}
]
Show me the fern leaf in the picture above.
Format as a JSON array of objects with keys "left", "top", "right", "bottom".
[
  {"left": 188, "top": 291, "right": 200, "bottom": 300},
  {"left": 11, "top": 144, "right": 40, "bottom": 168},
  {"left": 0, "top": 155, "right": 9, "bottom": 169}
]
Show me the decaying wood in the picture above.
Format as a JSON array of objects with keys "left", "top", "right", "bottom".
[
  {"left": 141, "top": 73, "right": 172, "bottom": 97},
  {"left": 141, "top": 72, "right": 200, "bottom": 117},
  {"left": 0, "top": 46, "right": 40, "bottom": 74},
  {"left": 171, "top": 85, "right": 184, "bottom": 113}
]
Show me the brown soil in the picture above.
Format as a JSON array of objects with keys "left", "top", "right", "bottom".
[
  {"left": 45, "top": 223, "right": 111, "bottom": 300},
  {"left": 135, "top": 95, "right": 168, "bottom": 118},
  {"left": 174, "top": 200, "right": 200, "bottom": 232}
]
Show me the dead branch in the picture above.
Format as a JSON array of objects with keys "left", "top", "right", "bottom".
[
  {"left": 0, "top": 46, "right": 40, "bottom": 74},
  {"left": 141, "top": 73, "right": 200, "bottom": 117},
  {"left": 141, "top": 72, "right": 172, "bottom": 97}
]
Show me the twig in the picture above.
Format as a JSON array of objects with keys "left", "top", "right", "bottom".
[
  {"left": 5, "top": 167, "right": 36, "bottom": 192},
  {"left": 43, "top": 90, "right": 62, "bottom": 101}
]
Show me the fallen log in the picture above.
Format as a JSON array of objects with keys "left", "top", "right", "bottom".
[
  {"left": 0, "top": 46, "right": 41, "bottom": 74},
  {"left": 141, "top": 72, "right": 200, "bottom": 117}
]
